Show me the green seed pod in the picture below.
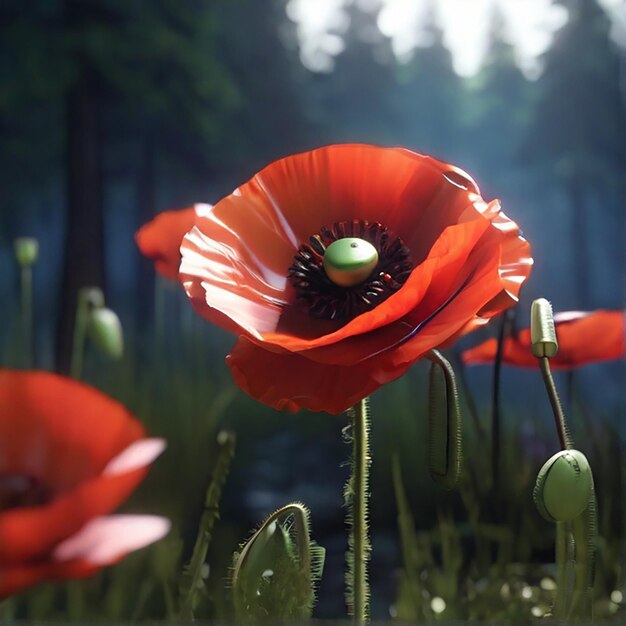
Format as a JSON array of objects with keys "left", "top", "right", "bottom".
[
  {"left": 533, "top": 449, "right": 592, "bottom": 522},
  {"left": 88, "top": 308, "right": 124, "bottom": 359},
  {"left": 530, "top": 298, "right": 558, "bottom": 358},
  {"left": 323, "top": 238, "right": 379, "bottom": 287},
  {"left": 13, "top": 238, "right": 39, "bottom": 267}
]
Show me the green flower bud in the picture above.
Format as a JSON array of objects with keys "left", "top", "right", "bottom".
[
  {"left": 533, "top": 449, "right": 593, "bottom": 522},
  {"left": 323, "top": 238, "right": 379, "bottom": 287},
  {"left": 232, "top": 503, "right": 325, "bottom": 620},
  {"left": 530, "top": 298, "right": 558, "bottom": 358},
  {"left": 88, "top": 308, "right": 124, "bottom": 359},
  {"left": 80, "top": 286, "right": 105, "bottom": 310},
  {"left": 13, "top": 238, "right": 39, "bottom": 268}
]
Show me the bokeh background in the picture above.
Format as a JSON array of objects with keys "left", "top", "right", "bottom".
[{"left": 1, "top": 0, "right": 624, "bottom": 620}]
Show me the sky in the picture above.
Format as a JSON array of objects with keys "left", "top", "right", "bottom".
[{"left": 285, "top": 0, "right": 626, "bottom": 77}]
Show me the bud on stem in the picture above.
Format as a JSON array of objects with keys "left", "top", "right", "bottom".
[{"left": 530, "top": 298, "right": 558, "bottom": 358}]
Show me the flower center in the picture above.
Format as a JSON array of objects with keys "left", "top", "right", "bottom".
[
  {"left": 0, "top": 474, "right": 51, "bottom": 511},
  {"left": 288, "top": 220, "right": 413, "bottom": 320}
]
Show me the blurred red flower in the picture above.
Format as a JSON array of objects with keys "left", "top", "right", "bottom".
[
  {"left": 135, "top": 205, "right": 212, "bottom": 280},
  {"left": 461, "top": 310, "right": 625, "bottom": 369},
  {"left": 0, "top": 370, "right": 169, "bottom": 597},
  {"left": 180, "top": 144, "right": 533, "bottom": 413}
]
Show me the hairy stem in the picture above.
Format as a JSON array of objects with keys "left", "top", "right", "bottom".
[
  {"left": 178, "top": 430, "right": 236, "bottom": 619},
  {"left": 554, "top": 522, "right": 574, "bottom": 619},
  {"left": 568, "top": 489, "right": 597, "bottom": 621},
  {"left": 345, "top": 397, "right": 371, "bottom": 622}
]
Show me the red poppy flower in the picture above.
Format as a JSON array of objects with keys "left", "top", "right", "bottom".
[
  {"left": 135, "top": 205, "right": 213, "bottom": 280},
  {"left": 461, "top": 310, "right": 625, "bottom": 369},
  {"left": 180, "top": 144, "right": 533, "bottom": 414},
  {"left": 0, "top": 370, "right": 169, "bottom": 597}
]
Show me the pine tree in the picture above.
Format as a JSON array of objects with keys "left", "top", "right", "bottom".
[
  {"left": 465, "top": 6, "right": 532, "bottom": 199},
  {"left": 394, "top": 1, "right": 464, "bottom": 160},
  {"left": 312, "top": 0, "right": 399, "bottom": 144},
  {"left": 0, "top": 1, "right": 240, "bottom": 370},
  {"left": 523, "top": 0, "right": 625, "bottom": 306}
]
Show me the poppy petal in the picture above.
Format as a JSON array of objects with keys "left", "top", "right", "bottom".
[
  {"left": 226, "top": 234, "right": 522, "bottom": 414},
  {"left": 180, "top": 145, "right": 495, "bottom": 345},
  {"left": 461, "top": 310, "right": 625, "bottom": 369},
  {"left": 0, "top": 438, "right": 165, "bottom": 564},
  {"left": 308, "top": 233, "right": 506, "bottom": 370},
  {"left": 0, "top": 371, "right": 146, "bottom": 490},
  {"left": 102, "top": 439, "right": 167, "bottom": 476},
  {"left": 183, "top": 208, "right": 493, "bottom": 349},
  {"left": 226, "top": 336, "right": 413, "bottom": 414},
  {"left": 136, "top": 205, "right": 210, "bottom": 280},
  {"left": 53, "top": 514, "right": 170, "bottom": 564},
  {"left": 178, "top": 144, "right": 534, "bottom": 413}
]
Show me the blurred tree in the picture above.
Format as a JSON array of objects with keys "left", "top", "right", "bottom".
[
  {"left": 0, "top": 1, "right": 241, "bottom": 370},
  {"left": 0, "top": 3, "right": 67, "bottom": 239},
  {"left": 394, "top": 1, "right": 464, "bottom": 160},
  {"left": 211, "top": 0, "right": 314, "bottom": 174},
  {"left": 464, "top": 6, "right": 532, "bottom": 199},
  {"left": 99, "top": 1, "right": 240, "bottom": 342},
  {"left": 311, "top": 0, "right": 399, "bottom": 145},
  {"left": 522, "top": 0, "right": 626, "bottom": 306}
]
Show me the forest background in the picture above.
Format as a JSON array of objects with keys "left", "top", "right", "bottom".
[{"left": 0, "top": 0, "right": 624, "bottom": 618}]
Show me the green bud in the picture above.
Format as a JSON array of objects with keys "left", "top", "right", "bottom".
[
  {"left": 530, "top": 298, "right": 558, "bottom": 358},
  {"left": 88, "top": 308, "right": 124, "bottom": 359},
  {"left": 323, "top": 238, "right": 379, "bottom": 287},
  {"left": 13, "top": 238, "right": 39, "bottom": 267},
  {"left": 232, "top": 503, "right": 325, "bottom": 620},
  {"left": 80, "top": 286, "right": 105, "bottom": 310},
  {"left": 533, "top": 449, "right": 593, "bottom": 522}
]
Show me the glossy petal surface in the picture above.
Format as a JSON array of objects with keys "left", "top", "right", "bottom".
[
  {"left": 461, "top": 310, "right": 625, "bottom": 369},
  {"left": 179, "top": 144, "right": 533, "bottom": 412}
]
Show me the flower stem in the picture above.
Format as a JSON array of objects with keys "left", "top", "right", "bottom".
[
  {"left": 345, "top": 397, "right": 371, "bottom": 622},
  {"left": 69, "top": 290, "right": 90, "bottom": 380},
  {"left": 20, "top": 265, "right": 33, "bottom": 367},
  {"left": 491, "top": 312, "right": 508, "bottom": 497},
  {"left": 539, "top": 357, "right": 573, "bottom": 450},
  {"left": 537, "top": 353, "right": 596, "bottom": 621},
  {"left": 452, "top": 349, "right": 486, "bottom": 443},
  {"left": 569, "top": 489, "right": 597, "bottom": 621},
  {"left": 554, "top": 521, "right": 574, "bottom": 618},
  {"left": 154, "top": 274, "right": 166, "bottom": 353},
  {"left": 178, "top": 430, "right": 235, "bottom": 620}
]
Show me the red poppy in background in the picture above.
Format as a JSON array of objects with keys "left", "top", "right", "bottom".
[
  {"left": 461, "top": 310, "right": 625, "bottom": 369},
  {"left": 180, "top": 144, "right": 533, "bottom": 414},
  {"left": 0, "top": 370, "right": 169, "bottom": 597},
  {"left": 135, "top": 205, "right": 213, "bottom": 280}
]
